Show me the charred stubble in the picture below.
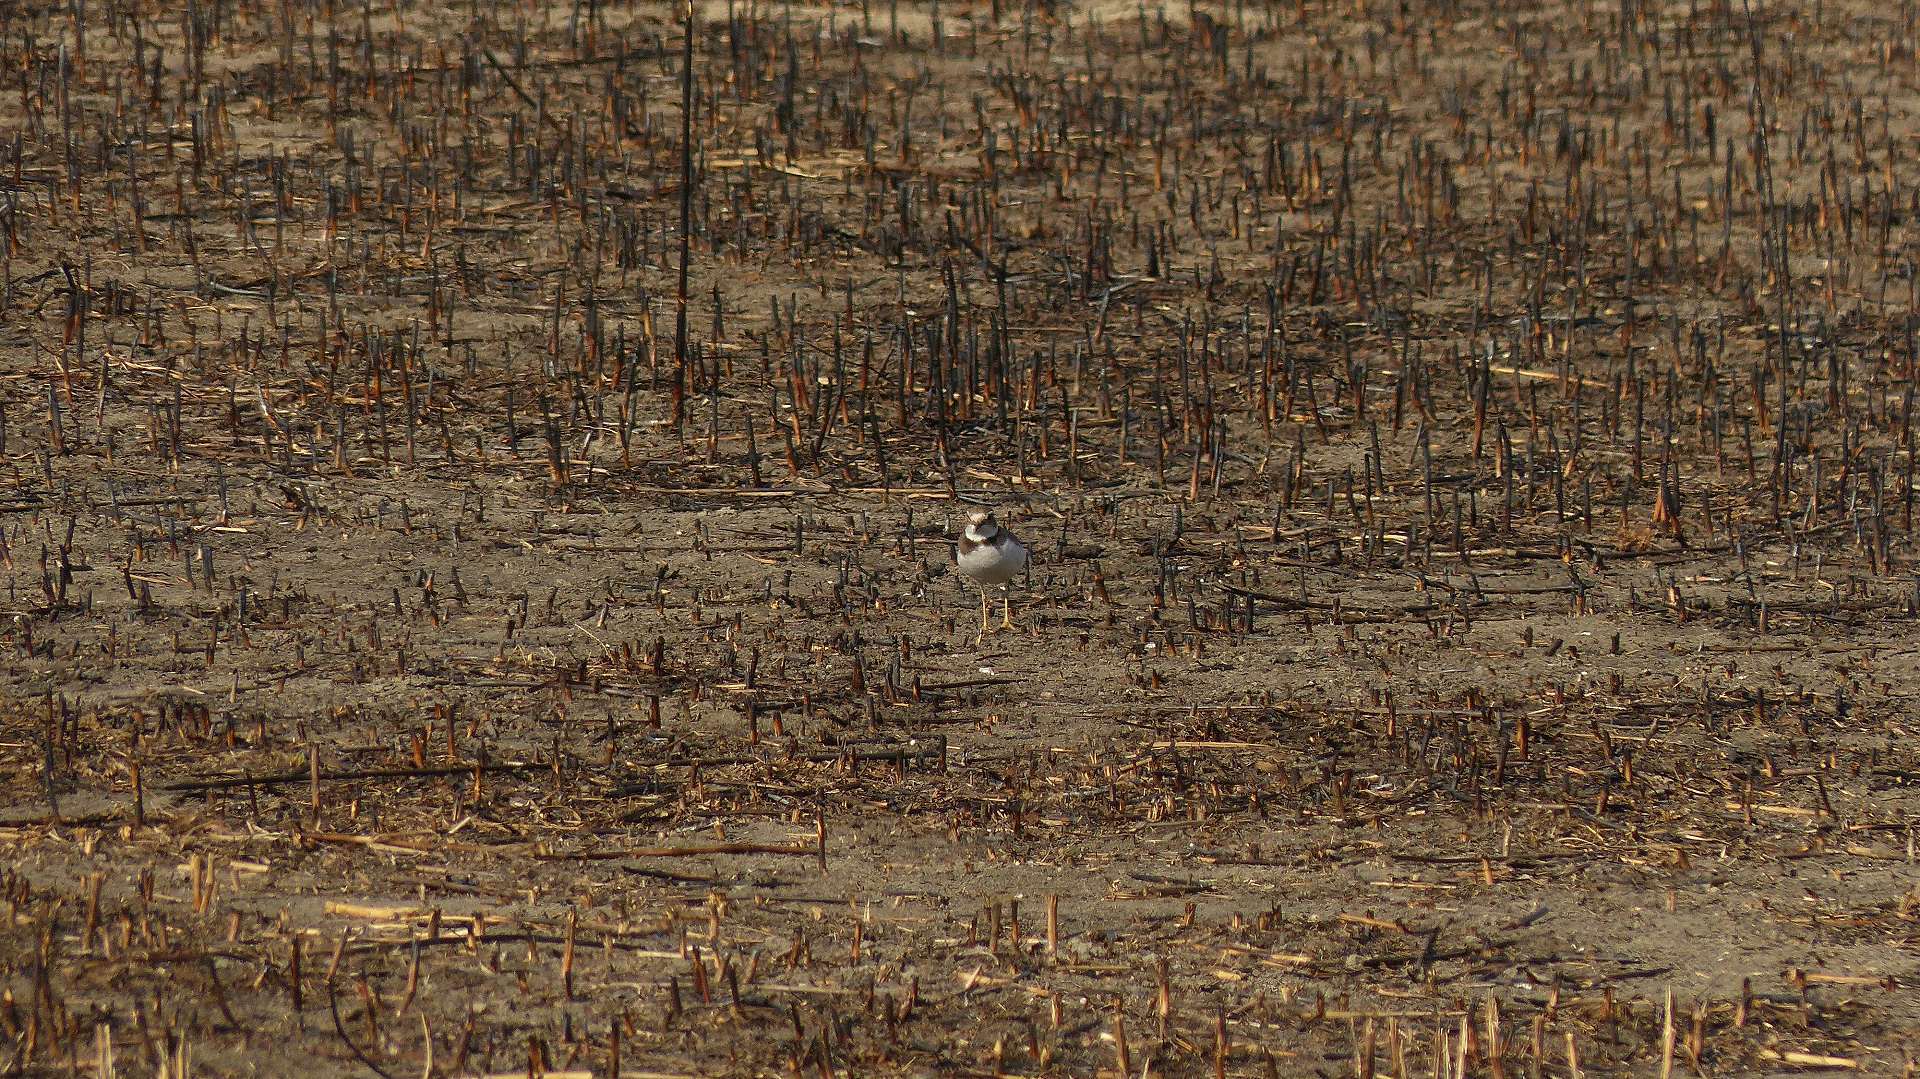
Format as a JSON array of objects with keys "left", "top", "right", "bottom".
[{"left": 0, "top": 0, "right": 1916, "bottom": 1075}]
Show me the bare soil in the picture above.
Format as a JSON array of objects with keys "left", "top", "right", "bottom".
[{"left": 1, "top": 0, "right": 1918, "bottom": 1075}]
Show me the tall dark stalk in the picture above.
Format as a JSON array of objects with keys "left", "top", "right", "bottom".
[{"left": 673, "top": 0, "right": 695, "bottom": 431}]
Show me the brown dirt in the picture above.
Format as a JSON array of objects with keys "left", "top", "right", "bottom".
[{"left": 2, "top": 0, "right": 1918, "bottom": 1075}]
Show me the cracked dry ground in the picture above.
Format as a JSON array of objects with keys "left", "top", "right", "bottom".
[{"left": 2, "top": 0, "right": 1920, "bottom": 1074}]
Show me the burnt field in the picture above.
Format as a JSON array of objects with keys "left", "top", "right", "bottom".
[{"left": 2, "top": 0, "right": 1919, "bottom": 1074}]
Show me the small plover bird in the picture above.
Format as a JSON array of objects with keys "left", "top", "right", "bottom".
[{"left": 955, "top": 510, "right": 1027, "bottom": 634}]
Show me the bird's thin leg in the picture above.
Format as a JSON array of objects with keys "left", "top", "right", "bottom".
[
  {"left": 977, "top": 586, "right": 991, "bottom": 635},
  {"left": 1000, "top": 587, "right": 1017, "bottom": 629}
]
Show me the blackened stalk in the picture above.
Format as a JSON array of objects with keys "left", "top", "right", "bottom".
[{"left": 673, "top": 0, "right": 696, "bottom": 430}]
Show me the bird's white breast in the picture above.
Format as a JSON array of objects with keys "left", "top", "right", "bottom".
[{"left": 958, "top": 537, "right": 1026, "bottom": 585}]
